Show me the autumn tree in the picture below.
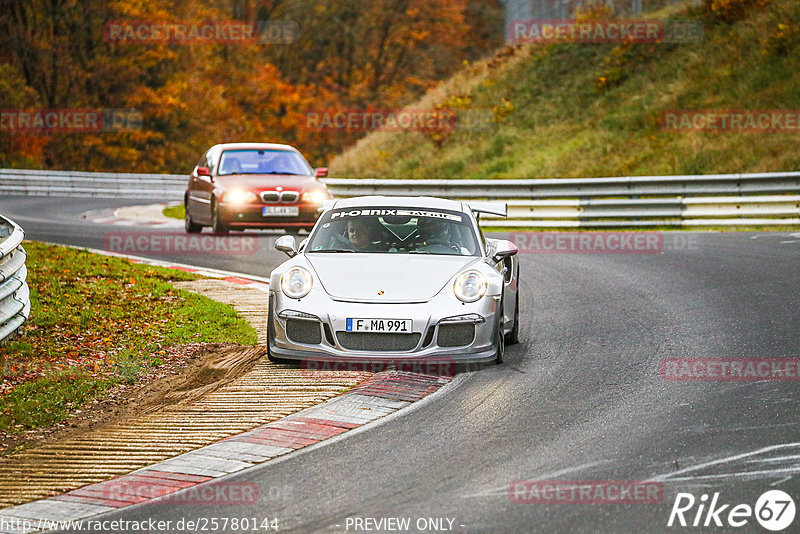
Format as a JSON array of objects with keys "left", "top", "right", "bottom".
[{"left": 0, "top": 0, "right": 503, "bottom": 171}]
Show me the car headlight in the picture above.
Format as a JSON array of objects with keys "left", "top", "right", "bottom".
[
  {"left": 453, "top": 270, "right": 487, "bottom": 303},
  {"left": 301, "top": 190, "right": 327, "bottom": 204},
  {"left": 222, "top": 190, "right": 257, "bottom": 205},
  {"left": 281, "top": 267, "right": 313, "bottom": 299}
]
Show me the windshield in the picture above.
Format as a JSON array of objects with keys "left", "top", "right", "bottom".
[
  {"left": 306, "top": 207, "right": 480, "bottom": 256},
  {"left": 217, "top": 149, "right": 313, "bottom": 176}
]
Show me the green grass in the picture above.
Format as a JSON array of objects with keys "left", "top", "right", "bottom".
[
  {"left": 163, "top": 204, "right": 184, "bottom": 220},
  {"left": 0, "top": 241, "right": 256, "bottom": 433},
  {"left": 331, "top": 0, "right": 800, "bottom": 180}
]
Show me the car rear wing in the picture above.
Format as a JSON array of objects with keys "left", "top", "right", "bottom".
[{"left": 465, "top": 201, "right": 508, "bottom": 218}]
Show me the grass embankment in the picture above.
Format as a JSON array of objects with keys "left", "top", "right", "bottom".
[
  {"left": 331, "top": 0, "right": 800, "bottom": 179},
  {"left": 0, "top": 242, "right": 256, "bottom": 433}
]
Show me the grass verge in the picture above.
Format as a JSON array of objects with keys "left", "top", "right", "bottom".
[{"left": 0, "top": 241, "right": 257, "bottom": 433}]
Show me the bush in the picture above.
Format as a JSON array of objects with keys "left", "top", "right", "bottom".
[{"left": 705, "top": 0, "right": 771, "bottom": 23}]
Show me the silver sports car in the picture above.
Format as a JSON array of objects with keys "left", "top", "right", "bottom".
[{"left": 267, "top": 196, "right": 519, "bottom": 368}]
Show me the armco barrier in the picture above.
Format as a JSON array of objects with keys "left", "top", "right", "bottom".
[
  {"left": 1, "top": 168, "right": 799, "bottom": 227},
  {"left": 0, "top": 215, "right": 30, "bottom": 345}
]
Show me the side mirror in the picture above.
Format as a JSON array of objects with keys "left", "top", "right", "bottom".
[
  {"left": 488, "top": 239, "right": 518, "bottom": 263},
  {"left": 197, "top": 166, "right": 211, "bottom": 177},
  {"left": 275, "top": 235, "right": 297, "bottom": 258},
  {"left": 275, "top": 235, "right": 297, "bottom": 257},
  {"left": 315, "top": 167, "right": 328, "bottom": 178}
]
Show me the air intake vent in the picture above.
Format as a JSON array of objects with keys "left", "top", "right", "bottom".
[
  {"left": 437, "top": 323, "right": 475, "bottom": 347},
  {"left": 336, "top": 332, "right": 421, "bottom": 352},
  {"left": 286, "top": 319, "right": 322, "bottom": 344}
]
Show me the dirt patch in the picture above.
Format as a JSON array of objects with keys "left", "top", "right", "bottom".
[{"left": 0, "top": 343, "right": 266, "bottom": 457}]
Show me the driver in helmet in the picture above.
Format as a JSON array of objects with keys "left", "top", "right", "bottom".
[{"left": 416, "top": 216, "right": 452, "bottom": 247}]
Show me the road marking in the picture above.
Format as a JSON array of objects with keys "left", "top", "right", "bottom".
[{"left": 648, "top": 442, "right": 800, "bottom": 483}]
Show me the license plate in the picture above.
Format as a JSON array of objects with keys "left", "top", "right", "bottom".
[
  {"left": 263, "top": 206, "right": 299, "bottom": 216},
  {"left": 346, "top": 318, "right": 412, "bottom": 333}
]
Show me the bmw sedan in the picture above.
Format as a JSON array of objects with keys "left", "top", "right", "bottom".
[
  {"left": 184, "top": 142, "right": 332, "bottom": 233},
  {"left": 267, "top": 196, "right": 520, "bottom": 369}
]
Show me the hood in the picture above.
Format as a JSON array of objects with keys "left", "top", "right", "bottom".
[
  {"left": 216, "top": 174, "right": 321, "bottom": 192},
  {"left": 305, "top": 254, "right": 479, "bottom": 302}
]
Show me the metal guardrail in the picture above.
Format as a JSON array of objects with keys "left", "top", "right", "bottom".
[
  {"left": 0, "top": 168, "right": 186, "bottom": 198},
  {"left": 0, "top": 215, "right": 30, "bottom": 345},
  {"left": 1, "top": 168, "right": 799, "bottom": 227}
]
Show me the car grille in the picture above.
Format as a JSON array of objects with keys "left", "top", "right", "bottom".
[
  {"left": 336, "top": 332, "right": 421, "bottom": 352},
  {"left": 286, "top": 319, "right": 322, "bottom": 344},
  {"left": 261, "top": 191, "right": 299, "bottom": 203},
  {"left": 437, "top": 323, "right": 475, "bottom": 347}
]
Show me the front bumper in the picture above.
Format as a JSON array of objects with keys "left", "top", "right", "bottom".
[{"left": 268, "top": 288, "right": 502, "bottom": 365}]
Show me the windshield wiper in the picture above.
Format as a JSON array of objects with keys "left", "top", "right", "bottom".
[
  {"left": 263, "top": 171, "right": 303, "bottom": 175},
  {"left": 310, "top": 248, "right": 355, "bottom": 253},
  {"left": 409, "top": 250, "right": 432, "bottom": 254}
]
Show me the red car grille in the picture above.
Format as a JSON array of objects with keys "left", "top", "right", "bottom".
[{"left": 261, "top": 191, "right": 299, "bottom": 203}]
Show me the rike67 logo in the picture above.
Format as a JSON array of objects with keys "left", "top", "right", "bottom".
[{"left": 668, "top": 490, "right": 796, "bottom": 531}]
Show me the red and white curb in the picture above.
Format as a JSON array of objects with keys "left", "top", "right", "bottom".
[{"left": 0, "top": 372, "right": 452, "bottom": 532}]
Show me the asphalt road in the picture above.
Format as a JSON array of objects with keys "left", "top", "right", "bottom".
[{"left": 3, "top": 197, "right": 799, "bottom": 533}]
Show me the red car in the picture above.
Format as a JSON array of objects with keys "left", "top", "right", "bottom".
[{"left": 184, "top": 143, "right": 332, "bottom": 233}]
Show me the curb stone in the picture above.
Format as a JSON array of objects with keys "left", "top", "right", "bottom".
[{"left": 0, "top": 372, "right": 451, "bottom": 533}]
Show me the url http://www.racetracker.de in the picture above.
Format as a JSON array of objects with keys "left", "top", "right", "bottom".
[{"left": 0, "top": 516, "right": 281, "bottom": 533}]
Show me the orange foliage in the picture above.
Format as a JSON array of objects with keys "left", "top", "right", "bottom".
[{"left": 0, "top": 0, "right": 503, "bottom": 171}]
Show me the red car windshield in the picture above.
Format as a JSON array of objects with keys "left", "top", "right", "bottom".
[{"left": 218, "top": 149, "right": 313, "bottom": 176}]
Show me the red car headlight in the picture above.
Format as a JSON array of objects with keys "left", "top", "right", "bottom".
[
  {"left": 222, "top": 190, "right": 258, "bottom": 205},
  {"left": 301, "top": 190, "right": 327, "bottom": 205}
]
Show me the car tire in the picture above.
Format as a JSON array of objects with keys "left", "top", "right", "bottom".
[
  {"left": 505, "top": 267, "right": 520, "bottom": 345},
  {"left": 184, "top": 203, "right": 202, "bottom": 234},
  {"left": 494, "top": 301, "right": 505, "bottom": 364},
  {"left": 211, "top": 199, "right": 228, "bottom": 234}
]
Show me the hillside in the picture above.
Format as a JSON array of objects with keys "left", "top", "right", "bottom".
[{"left": 330, "top": 0, "right": 800, "bottom": 179}]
